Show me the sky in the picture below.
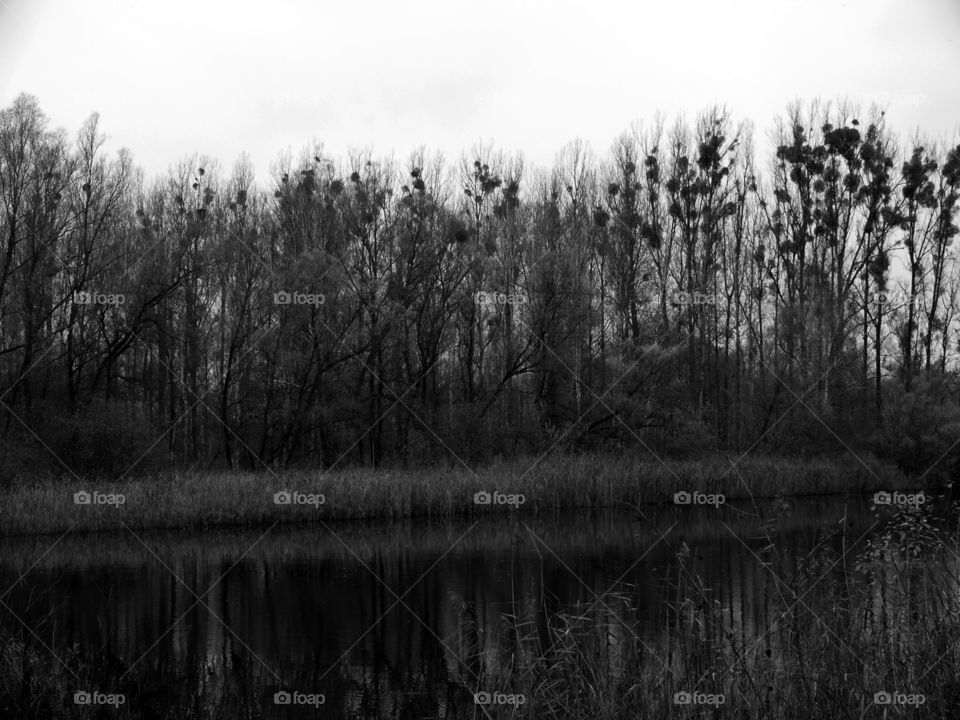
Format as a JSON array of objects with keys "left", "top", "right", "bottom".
[{"left": 1, "top": 0, "right": 959, "bottom": 186}]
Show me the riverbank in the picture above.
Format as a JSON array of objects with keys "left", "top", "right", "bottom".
[{"left": 0, "top": 452, "right": 936, "bottom": 536}]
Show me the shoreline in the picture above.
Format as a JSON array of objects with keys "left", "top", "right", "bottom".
[{"left": 0, "top": 453, "right": 940, "bottom": 537}]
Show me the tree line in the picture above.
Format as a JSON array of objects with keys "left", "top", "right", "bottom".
[{"left": 1, "top": 94, "right": 958, "bottom": 478}]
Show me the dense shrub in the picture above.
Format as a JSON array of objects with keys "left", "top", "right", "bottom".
[
  {"left": 37, "top": 400, "right": 164, "bottom": 479},
  {"left": 874, "top": 376, "right": 960, "bottom": 481}
]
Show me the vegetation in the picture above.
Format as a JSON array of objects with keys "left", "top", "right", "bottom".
[
  {"left": 0, "top": 452, "right": 921, "bottom": 536},
  {"left": 449, "top": 504, "right": 960, "bottom": 719},
  {"left": 1, "top": 95, "right": 959, "bottom": 487}
]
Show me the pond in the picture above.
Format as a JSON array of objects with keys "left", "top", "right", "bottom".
[{"left": 0, "top": 493, "right": 956, "bottom": 719}]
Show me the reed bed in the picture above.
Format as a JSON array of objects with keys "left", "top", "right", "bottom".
[{"left": 0, "top": 452, "right": 922, "bottom": 536}]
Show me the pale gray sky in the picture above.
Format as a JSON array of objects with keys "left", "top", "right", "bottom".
[{"left": 1, "top": 0, "right": 958, "bottom": 183}]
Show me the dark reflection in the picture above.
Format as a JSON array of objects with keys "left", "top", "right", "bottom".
[{"left": 0, "top": 496, "right": 954, "bottom": 718}]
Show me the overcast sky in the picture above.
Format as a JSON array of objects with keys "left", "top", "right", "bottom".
[{"left": 1, "top": 0, "right": 958, "bottom": 185}]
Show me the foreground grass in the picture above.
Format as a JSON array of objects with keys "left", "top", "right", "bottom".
[
  {"left": 465, "top": 506, "right": 960, "bottom": 719},
  {"left": 0, "top": 452, "right": 931, "bottom": 536}
]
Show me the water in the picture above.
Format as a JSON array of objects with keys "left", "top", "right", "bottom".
[{"left": 0, "top": 495, "right": 954, "bottom": 718}]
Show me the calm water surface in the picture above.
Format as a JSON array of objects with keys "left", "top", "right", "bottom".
[{"left": 0, "top": 495, "right": 950, "bottom": 718}]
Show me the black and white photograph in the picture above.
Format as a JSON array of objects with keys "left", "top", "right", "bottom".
[{"left": 1, "top": 0, "right": 959, "bottom": 717}]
